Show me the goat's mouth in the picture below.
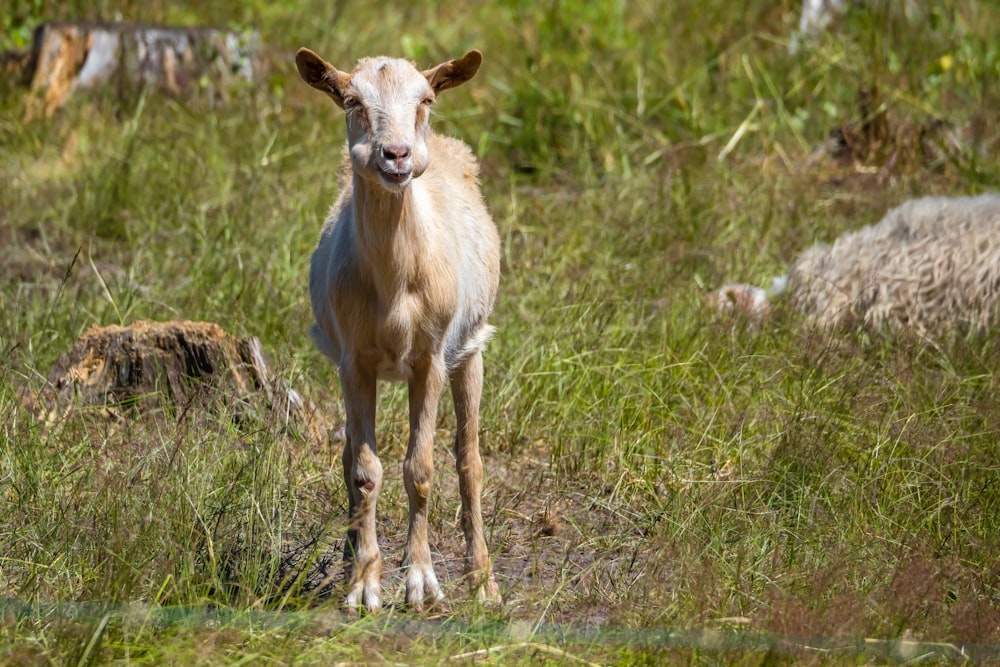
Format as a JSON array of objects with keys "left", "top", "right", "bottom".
[{"left": 377, "top": 166, "right": 412, "bottom": 187}]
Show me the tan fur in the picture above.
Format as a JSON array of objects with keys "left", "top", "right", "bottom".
[{"left": 297, "top": 47, "right": 501, "bottom": 612}]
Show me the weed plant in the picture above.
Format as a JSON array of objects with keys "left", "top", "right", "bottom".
[{"left": 2, "top": 0, "right": 1000, "bottom": 664}]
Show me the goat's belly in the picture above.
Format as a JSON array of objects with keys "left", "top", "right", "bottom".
[
  {"left": 367, "top": 328, "right": 442, "bottom": 381},
  {"left": 366, "top": 338, "right": 426, "bottom": 382},
  {"left": 375, "top": 354, "right": 415, "bottom": 382},
  {"left": 368, "top": 293, "right": 447, "bottom": 381}
]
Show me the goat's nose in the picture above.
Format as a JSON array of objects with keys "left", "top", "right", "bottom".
[{"left": 381, "top": 143, "right": 411, "bottom": 161}]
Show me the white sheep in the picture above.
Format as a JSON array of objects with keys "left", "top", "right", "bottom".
[
  {"left": 295, "top": 47, "right": 501, "bottom": 612},
  {"left": 789, "top": 0, "right": 921, "bottom": 53},
  {"left": 712, "top": 193, "right": 1000, "bottom": 337}
]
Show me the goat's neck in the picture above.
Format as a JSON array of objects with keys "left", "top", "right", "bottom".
[{"left": 351, "top": 174, "right": 425, "bottom": 298}]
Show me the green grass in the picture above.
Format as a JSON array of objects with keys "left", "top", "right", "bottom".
[{"left": 3, "top": 0, "right": 1000, "bottom": 664}]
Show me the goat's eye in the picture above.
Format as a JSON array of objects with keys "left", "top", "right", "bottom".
[
  {"left": 422, "top": 96, "right": 435, "bottom": 106},
  {"left": 343, "top": 96, "right": 359, "bottom": 108}
]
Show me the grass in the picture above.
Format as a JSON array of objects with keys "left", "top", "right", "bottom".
[{"left": 3, "top": 0, "right": 1000, "bottom": 663}]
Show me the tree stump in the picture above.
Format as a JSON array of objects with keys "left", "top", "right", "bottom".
[
  {"left": 32, "top": 321, "right": 313, "bottom": 434},
  {"left": 2, "top": 22, "right": 259, "bottom": 120}
]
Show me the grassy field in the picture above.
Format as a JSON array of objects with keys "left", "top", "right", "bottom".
[{"left": 3, "top": 0, "right": 1000, "bottom": 664}]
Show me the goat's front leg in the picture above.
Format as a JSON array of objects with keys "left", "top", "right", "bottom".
[
  {"left": 450, "top": 350, "right": 501, "bottom": 604},
  {"left": 340, "top": 359, "right": 383, "bottom": 612},
  {"left": 402, "top": 356, "right": 446, "bottom": 609}
]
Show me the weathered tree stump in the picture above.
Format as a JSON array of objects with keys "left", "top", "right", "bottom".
[
  {"left": 3, "top": 22, "right": 258, "bottom": 119},
  {"left": 32, "top": 321, "right": 312, "bottom": 433}
]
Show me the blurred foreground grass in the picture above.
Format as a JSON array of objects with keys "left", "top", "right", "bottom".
[{"left": 2, "top": 0, "right": 1000, "bottom": 664}]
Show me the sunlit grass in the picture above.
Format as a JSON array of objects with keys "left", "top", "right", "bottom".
[{"left": 2, "top": 0, "right": 1000, "bottom": 664}]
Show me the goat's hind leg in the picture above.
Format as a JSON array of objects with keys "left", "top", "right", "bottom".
[
  {"left": 402, "top": 357, "right": 446, "bottom": 609},
  {"left": 340, "top": 361, "right": 384, "bottom": 612},
  {"left": 450, "top": 350, "right": 501, "bottom": 604}
]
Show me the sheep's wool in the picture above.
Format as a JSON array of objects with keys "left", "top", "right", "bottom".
[{"left": 788, "top": 194, "right": 1000, "bottom": 336}]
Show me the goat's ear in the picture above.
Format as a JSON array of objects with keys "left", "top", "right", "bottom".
[
  {"left": 295, "top": 48, "right": 351, "bottom": 108},
  {"left": 422, "top": 49, "right": 482, "bottom": 94}
]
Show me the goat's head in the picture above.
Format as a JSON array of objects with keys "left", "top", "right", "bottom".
[{"left": 296, "top": 48, "right": 482, "bottom": 193}]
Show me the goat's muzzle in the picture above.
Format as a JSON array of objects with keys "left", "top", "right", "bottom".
[{"left": 376, "top": 143, "right": 414, "bottom": 188}]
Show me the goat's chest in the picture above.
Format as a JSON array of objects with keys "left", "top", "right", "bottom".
[{"left": 364, "top": 287, "right": 451, "bottom": 381}]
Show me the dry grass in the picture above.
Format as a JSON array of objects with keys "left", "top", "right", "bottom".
[{"left": 2, "top": 0, "right": 1000, "bottom": 664}]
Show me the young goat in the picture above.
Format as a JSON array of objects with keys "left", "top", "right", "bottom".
[{"left": 295, "top": 47, "right": 501, "bottom": 612}]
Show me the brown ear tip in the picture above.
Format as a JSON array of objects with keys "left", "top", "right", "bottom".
[
  {"left": 466, "top": 49, "right": 484, "bottom": 63},
  {"left": 295, "top": 49, "right": 329, "bottom": 82}
]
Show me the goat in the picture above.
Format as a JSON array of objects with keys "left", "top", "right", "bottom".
[
  {"left": 295, "top": 47, "right": 502, "bottom": 612},
  {"left": 711, "top": 193, "right": 1000, "bottom": 338}
]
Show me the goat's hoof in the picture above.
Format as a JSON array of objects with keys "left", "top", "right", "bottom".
[
  {"left": 405, "top": 565, "right": 445, "bottom": 611},
  {"left": 345, "top": 583, "right": 382, "bottom": 614},
  {"left": 475, "top": 577, "right": 502, "bottom": 606}
]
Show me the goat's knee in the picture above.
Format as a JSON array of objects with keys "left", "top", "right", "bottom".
[
  {"left": 352, "top": 448, "right": 383, "bottom": 499},
  {"left": 455, "top": 446, "right": 483, "bottom": 477},
  {"left": 403, "top": 456, "right": 434, "bottom": 502}
]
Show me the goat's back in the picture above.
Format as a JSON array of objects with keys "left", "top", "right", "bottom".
[{"left": 424, "top": 134, "right": 501, "bottom": 368}]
